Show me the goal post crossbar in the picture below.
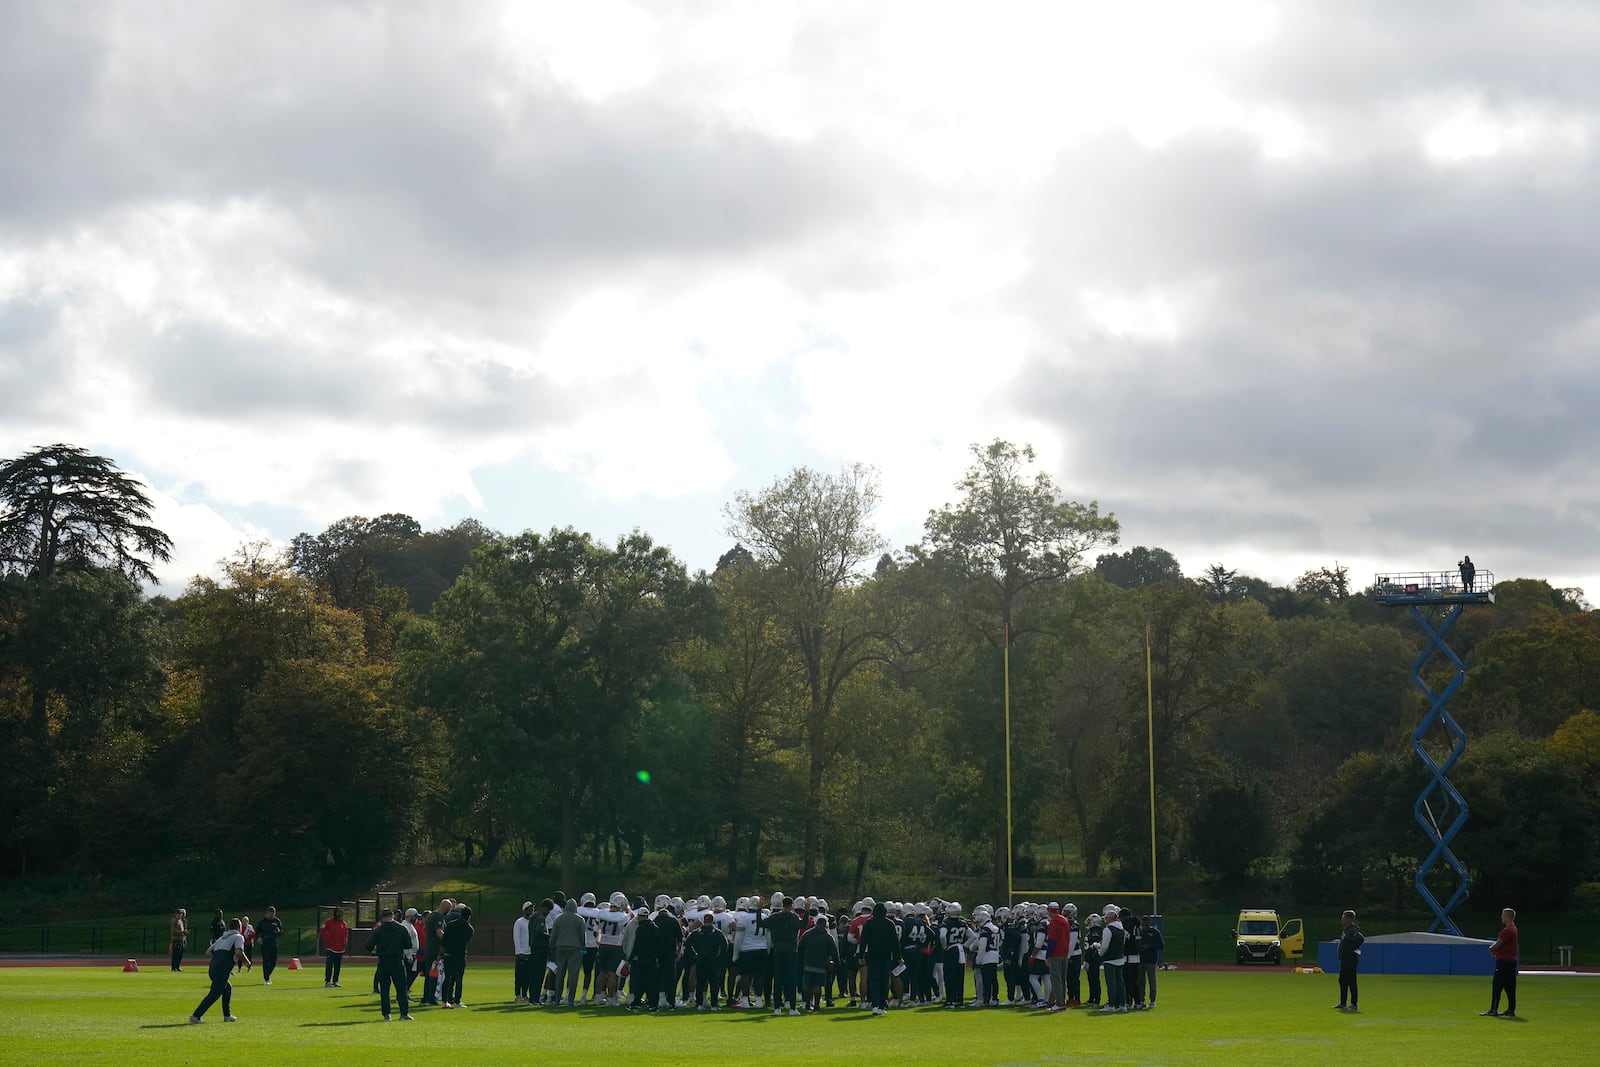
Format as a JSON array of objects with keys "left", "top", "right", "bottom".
[{"left": 1007, "top": 890, "right": 1156, "bottom": 900}]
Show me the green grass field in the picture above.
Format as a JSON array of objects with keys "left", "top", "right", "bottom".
[{"left": 2, "top": 964, "right": 1595, "bottom": 1066}]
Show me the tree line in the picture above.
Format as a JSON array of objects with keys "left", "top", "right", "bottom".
[{"left": 1, "top": 442, "right": 1596, "bottom": 912}]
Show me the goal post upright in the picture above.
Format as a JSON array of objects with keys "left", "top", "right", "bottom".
[{"left": 1146, "top": 623, "right": 1158, "bottom": 917}]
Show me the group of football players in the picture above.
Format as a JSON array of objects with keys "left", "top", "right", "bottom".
[{"left": 510, "top": 891, "right": 1165, "bottom": 1015}]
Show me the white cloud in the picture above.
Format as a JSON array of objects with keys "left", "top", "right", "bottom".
[
  {"left": 139, "top": 486, "right": 274, "bottom": 591},
  {"left": 3, "top": 0, "right": 1600, "bottom": 599}
]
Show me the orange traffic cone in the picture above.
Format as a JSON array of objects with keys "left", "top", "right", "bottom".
[
  {"left": 123, "top": 959, "right": 139, "bottom": 972},
  {"left": 288, "top": 958, "right": 302, "bottom": 970}
]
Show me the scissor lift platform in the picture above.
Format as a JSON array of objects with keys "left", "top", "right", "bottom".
[{"left": 1373, "top": 570, "right": 1495, "bottom": 607}]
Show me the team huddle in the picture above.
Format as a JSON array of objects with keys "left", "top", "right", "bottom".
[
  {"left": 497, "top": 892, "right": 1166, "bottom": 1017},
  {"left": 184, "top": 892, "right": 1167, "bottom": 1023}
]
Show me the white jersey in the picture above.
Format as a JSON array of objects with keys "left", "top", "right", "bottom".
[
  {"left": 513, "top": 916, "right": 531, "bottom": 955},
  {"left": 735, "top": 909, "right": 769, "bottom": 952},
  {"left": 972, "top": 922, "right": 1000, "bottom": 966},
  {"left": 582, "top": 906, "right": 632, "bottom": 947}
]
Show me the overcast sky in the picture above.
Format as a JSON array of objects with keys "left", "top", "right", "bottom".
[{"left": 4, "top": 1, "right": 1598, "bottom": 599}]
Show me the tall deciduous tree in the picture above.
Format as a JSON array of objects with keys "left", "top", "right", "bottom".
[
  {"left": 920, "top": 440, "right": 1119, "bottom": 897},
  {"left": 289, "top": 513, "right": 421, "bottom": 611},
  {"left": 1295, "top": 563, "right": 1351, "bottom": 603},
  {"left": 679, "top": 563, "right": 802, "bottom": 882},
  {"left": 0, "top": 444, "right": 172, "bottom": 583},
  {"left": 1099, "top": 581, "right": 1271, "bottom": 881},
  {"left": 1458, "top": 613, "right": 1600, "bottom": 736},
  {"left": 923, "top": 441, "right": 1119, "bottom": 646},
  {"left": 289, "top": 513, "right": 423, "bottom": 658},
  {"left": 176, "top": 546, "right": 410, "bottom": 881},
  {"left": 403, "top": 528, "right": 706, "bottom": 888},
  {"left": 725, "top": 464, "right": 891, "bottom": 892},
  {"left": 3, "top": 570, "right": 167, "bottom": 876}
]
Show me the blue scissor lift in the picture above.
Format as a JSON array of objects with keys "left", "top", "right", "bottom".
[{"left": 1372, "top": 569, "right": 1495, "bottom": 935}]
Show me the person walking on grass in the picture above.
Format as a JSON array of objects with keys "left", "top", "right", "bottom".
[
  {"left": 1335, "top": 910, "right": 1364, "bottom": 1012},
  {"left": 189, "top": 918, "right": 249, "bottom": 1023},
  {"left": 257, "top": 906, "right": 283, "bottom": 985},
  {"left": 1482, "top": 907, "right": 1519, "bottom": 1018}
]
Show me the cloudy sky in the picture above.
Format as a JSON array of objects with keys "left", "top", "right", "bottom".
[{"left": 4, "top": 0, "right": 1599, "bottom": 598}]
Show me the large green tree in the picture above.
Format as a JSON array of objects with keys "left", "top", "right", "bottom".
[
  {"left": 289, "top": 513, "right": 423, "bottom": 658},
  {"left": 1, "top": 570, "right": 167, "bottom": 876},
  {"left": 0, "top": 444, "right": 172, "bottom": 582},
  {"left": 173, "top": 545, "right": 414, "bottom": 883},
  {"left": 1458, "top": 613, "right": 1600, "bottom": 736},
  {"left": 678, "top": 559, "right": 802, "bottom": 882},
  {"left": 402, "top": 528, "right": 707, "bottom": 888},
  {"left": 1098, "top": 581, "right": 1271, "bottom": 882},
  {"left": 920, "top": 440, "right": 1119, "bottom": 897},
  {"left": 1291, "top": 751, "right": 1425, "bottom": 907},
  {"left": 725, "top": 464, "right": 895, "bottom": 892}
]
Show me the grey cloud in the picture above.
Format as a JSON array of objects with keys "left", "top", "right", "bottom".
[
  {"left": 1103, "top": 500, "right": 1321, "bottom": 552},
  {"left": 1368, "top": 500, "right": 1600, "bottom": 564},
  {"left": 0, "top": 1, "right": 880, "bottom": 299},
  {"left": 0, "top": 4, "right": 112, "bottom": 236},
  {"left": 1028, "top": 133, "right": 1600, "bottom": 307},
  {"left": 137, "top": 320, "right": 578, "bottom": 434},
  {"left": 1012, "top": 19, "right": 1600, "bottom": 582},
  {"left": 1238, "top": 2, "right": 1600, "bottom": 111},
  {"left": 0, "top": 300, "right": 74, "bottom": 419}
]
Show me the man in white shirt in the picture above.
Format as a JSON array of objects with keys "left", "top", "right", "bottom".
[{"left": 512, "top": 901, "right": 534, "bottom": 1003}]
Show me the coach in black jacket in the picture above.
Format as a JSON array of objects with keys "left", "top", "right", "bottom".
[
  {"left": 860, "top": 903, "right": 902, "bottom": 1015},
  {"left": 370, "top": 909, "right": 415, "bottom": 1020}
]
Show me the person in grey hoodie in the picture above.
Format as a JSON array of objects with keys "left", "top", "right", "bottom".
[{"left": 550, "top": 899, "right": 589, "bottom": 1006}]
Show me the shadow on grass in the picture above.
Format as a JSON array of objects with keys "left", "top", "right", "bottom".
[{"left": 299, "top": 1020, "right": 373, "bottom": 1027}]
